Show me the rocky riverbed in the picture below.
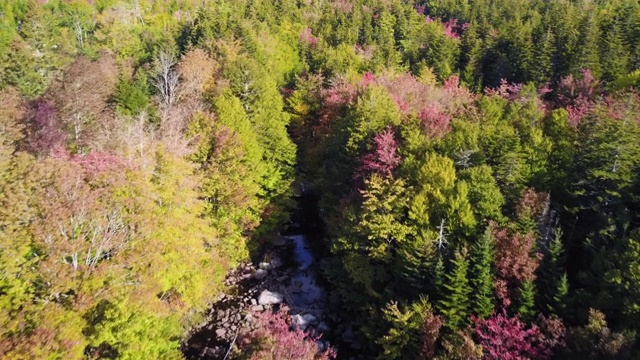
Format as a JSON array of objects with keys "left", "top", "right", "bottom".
[{"left": 182, "top": 233, "right": 364, "bottom": 360}]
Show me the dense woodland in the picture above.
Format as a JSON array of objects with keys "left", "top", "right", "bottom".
[{"left": 1, "top": 0, "right": 640, "bottom": 359}]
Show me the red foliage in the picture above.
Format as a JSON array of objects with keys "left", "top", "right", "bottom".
[
  {"left": 421, "top": 310, "right": 445, "bottom": 358},
  {"left": 240, "top": 311, "right": 335, "bottom": 360},
  {"left": 419, "top": 104, "right": 451, "bottom": 139},
  {"left": 517, "top": 188, "right": 550, "bottom": 220},
  {"left": 356, "top": 126, "right": 400, "bottom": 178},
  {"left": 536, "top": 315, "right": 566, "bottom": 351},
  {"left": 492, "top": 224, "right": 541, "bottom": 307},
  {"left": 473, "top": 310, "right": 556, "bottom": 360}
]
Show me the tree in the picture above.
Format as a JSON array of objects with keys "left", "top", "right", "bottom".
[
  {"left": 561, "top": 309, "right": 636, "bottom": 360},
  {"left": 473, "top": 311, "right": 555, "bottom": 360},
  {"left": 356, "top": 126, "right": 401, "bottom": 179},
  {"left": 439, "top": 249, "right": 472, "bottom": 330},
  {"left": 493, "top": 226, "right": 541, "bottom": 308},
  {"left": 471, "top": 227, "right": 495, "bottom": 319},
  {"left": 238, "top": 310, "right": 336, "bottom": 360},
  {"left": 516, "top": 280, "right": 536, "bottom": 323},
  {"left": 379, "top": 298, "right": 444, "bottom": 360},
  {"left": 153, "top": 50, "right": 180, "bottom": 107}
]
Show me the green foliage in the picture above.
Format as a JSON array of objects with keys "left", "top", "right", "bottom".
[
  {"left": 114, "top": 74, "right": 150, "bottom": 116},
  {"left": 439, "top": 249, "right": 472, "bottom": 331},
  {"left": 379, "top": 298, "right": 443, "bottom": 360},
  {"left": 516, "top": 280, "right": 536, "bottom": 322},
  {"left": 471, "top": 228, "right": 495, "bottom": 319}
]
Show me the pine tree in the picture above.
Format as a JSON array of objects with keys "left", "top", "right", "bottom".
[
  {"left": 537, "top": 230, "right": 567, "bottom": 316},
  {"left": 517, "top": 280, "right": 536, "bottom": 322},
  {"left": 471, "top": 227, "right": 495, "bottom": 319},
  {"left": 439, "top": 249, "right": 472, "bottom": 330}
]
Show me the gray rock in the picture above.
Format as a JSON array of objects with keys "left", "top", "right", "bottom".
[
  {"left": 342, "top": 327, "right": 355, "bottom": 343},
  {"left": 258, "top": 290, "right": 283, "bottom": 305},
  {"left": 292, "top": 313, "right": 318, "bottom": 331},
  {"left": 259, "top": 262, "right": 273, "bottom": 270},
  {"left": 251, "top": 305, "right": 264, "bottom": 312},
  {"left": 240, "top": 273, "right": 252, "bottom": 281},
  {"left": 251, "top": 298, "right": 258, "bottom": 305},
  {"left": 317, "top": 321, "right": 330, "bottom": 332},
  {"left": 215, "top": 329, "right": 226, "bottom": 338},
  {"left": 303, "top": 313, "right": 318, "bottom": 325},
  {"left": 316, "top": 340, "right": 327, "bottom": 352},
  {"left": 276, "top": 275, "right": 289, "bottom": 282},
  {"left": 291, "top": 314, "right": 308, "bottom": 330},
  {"left": 254, "top": 269, "right": 268, "bottom": 280},
  {"left": 270, "top": 257, "right": 283, "bottom": 268}
]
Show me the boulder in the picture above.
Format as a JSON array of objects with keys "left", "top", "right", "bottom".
[
  {"left": 259, "top": 262, "right": 273, "bottom": 271},
  {"left": 317, "top": 321, "right": 330, "bottom": 332},
  {"left": 292, "top": 313, "right": 318, "bottom": 331},
  {"left": 253, "top": 269, "right": 268, "bottom": 280},
  {"left": 270, "top": 257, "right": 283, "bottom": 268},
  {"left": 342, "top": 327, "right": 355, "bottom": 343},
  {"left": 258, "top": 290, "right": 283, "bottom": 305},
  {"left": 215, "top": 329, "right": 226, "bottom": 338},
  {"left": 250, "top": 305, "right": 264, "bottom": 312}
]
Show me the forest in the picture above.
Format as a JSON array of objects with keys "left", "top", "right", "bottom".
[{"left": 1, "top": 0, "right": 640, "bottom": 359}]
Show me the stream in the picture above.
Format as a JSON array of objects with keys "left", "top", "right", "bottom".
[{"left": 182, "top": 195, "right": 363, "bottom": 360}]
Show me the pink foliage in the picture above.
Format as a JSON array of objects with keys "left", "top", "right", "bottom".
[
  {"left": 419, "top": 105, "right": 451, "bottom": 138},
  {"left": 377, "top": 73, "right": 474, "bottom": 118},
  {"left": 538, "top": 83, "right": 553, "bottom": 97},
  {"left": 357, "top": 126, "right": 401, "bottom": 178},
  {"left": 300, "top": 28, "right": 319, "bottom": 47},
  {"left": 443, "top": 19, "right": 461, "bottom": 40},
  {"left": 331, "top": 0, "right": 354, "bottom": 13},
  {"left": 485, "top": 79, "right": 524, "bottom": 101},
  {"left": 240, "top": 311, "right": 336, "bottom": 360},
  {"left": 443, "top": 75, "right": 473, "bottom": 100},
  {"left": 73, "top": 151, "right": 127, "bottom": 177},
  {"left": 25, "top": 99, "right": 65, "bottom": 156},
  {"left": 556, "top": 69, "right": 598, "bottom": 126},
  {"left": 492, "top": 224, "right": 541, "bottom": 308},
  {"left": 473, "top": 310, "right": 556, "bottom": 360},
  {"left": 318, "top": 79, "right": 357, "bottom": 128},
  {"left": 360, "top": 72, "right": 376, "bottom": 88},
  {"left": 443, "top": 75, "right": 461, "bottom": 91}
]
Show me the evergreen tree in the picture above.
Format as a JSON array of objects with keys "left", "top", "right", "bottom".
[
  {"left": 471, "top": 227, "right": 495, "bottom": 319},
  {"left": 439, "top": 249, "right": 473, "bottom": 330},
  {"left": 516, "top": 279, "right": 536, "bottom": 322}
]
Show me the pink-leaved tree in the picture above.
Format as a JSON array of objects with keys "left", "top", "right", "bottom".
[
  {"left": 473, "top": 310, "right": 561, "bottom": 360},
  {"left": 239, "top": 311, "right": 336, "bottom": 360},
  {"left": 356, "top": 126, "right": 401, "bottom": 179}
]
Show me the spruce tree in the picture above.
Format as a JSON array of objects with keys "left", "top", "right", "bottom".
[
  {"left": 471, "top": 227, "right": 495, "bottom": 319},
  {"left": 439, "top": 249, "right": 472, "bottom": 330},
  {"left": 516, "top": 279, "right": 536, "bottom": 322}
]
